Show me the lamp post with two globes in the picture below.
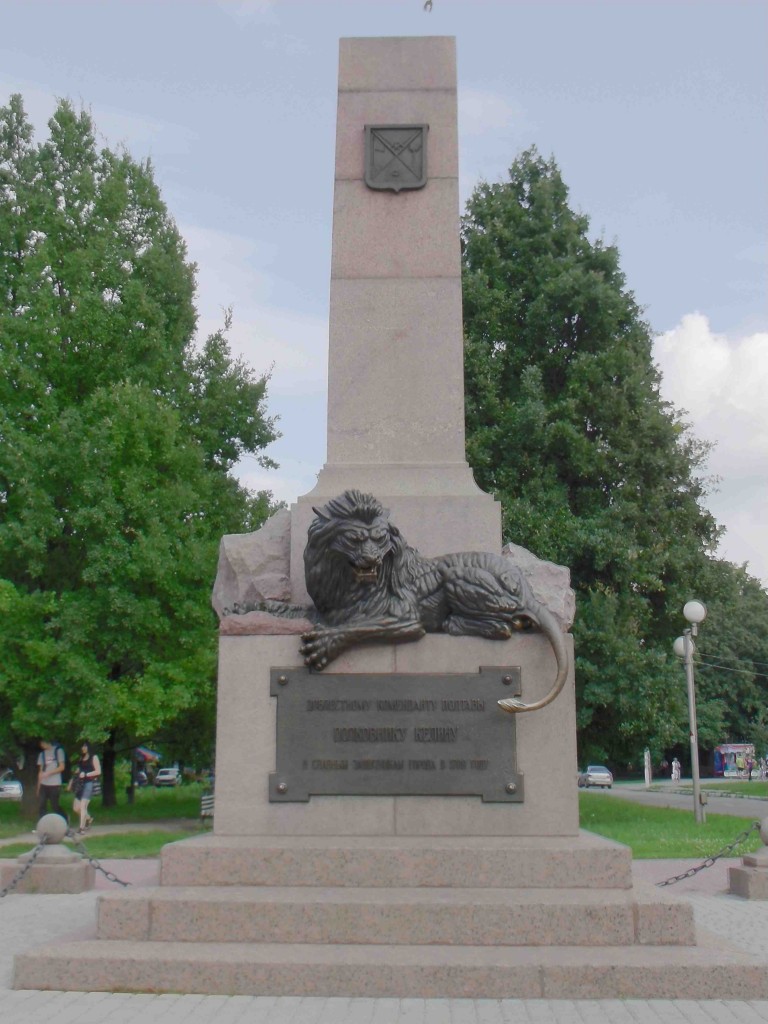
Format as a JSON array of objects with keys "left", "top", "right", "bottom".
[{"left": 673, "top": 600, "right": 708, "bottom": 824}]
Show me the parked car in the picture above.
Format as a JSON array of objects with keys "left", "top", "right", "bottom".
[
  {"left": 154, "top": 767, "right": 181, "bottom": 787},
  {"left": 578, "top": 765, "right": 613, "bottom": 789},
  {"left": 0, "top": 769, "right": 23, "bottom": 801}
]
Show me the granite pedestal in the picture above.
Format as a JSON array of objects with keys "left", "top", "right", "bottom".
[{"left": 14, "top": 627, "right": 768, "bottom": 997}]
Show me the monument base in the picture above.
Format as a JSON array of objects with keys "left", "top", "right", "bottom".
[
  {"left": 14, "top": 634, "right": 768, "bottom": 998},
  {"left": 14, "top": 830, "right": 768, "bottom": 998}
]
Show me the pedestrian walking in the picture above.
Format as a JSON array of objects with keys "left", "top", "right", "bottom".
[
  {"left": 37, "top": 739, "right": 65, "bottom": 818},
  {"left": 70, "top": 741, "right": 101, "bottom": 834}
]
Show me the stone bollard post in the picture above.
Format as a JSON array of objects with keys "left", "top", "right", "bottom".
[
  {"left": 729, "top": 816, "right": 768, "bottom": 899},
  {"left": 0, "top": 813, "right": 95, "bottom": 894}
]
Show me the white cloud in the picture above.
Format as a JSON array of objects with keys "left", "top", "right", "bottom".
[
  {"left": 0, "top": 80, "right": 57, "bottom": 131},
  {"left": 263, "top": 34, "right": 310, "bottom": 56},
  {"left": 182, "top": 222, "right": 327, "bottom": 395},
  {"left": 0, "top": 77, "right": 197, "bottom": 159},
  {"left": 181, "top": 221, "right": 328, "bottom": 504},
  {"left": 90, "top": 106, "right": 198, "bottom": 157},
  {"left": 654, "top": 313, "right": 768, "bottom": 582},
  {"left": 237, "top": 458, "right": 320, "bottom": 506},
  {"left": 181, "top": 224, "right": 276, "bottom": 309},
  {"left": 216, "top": 0, "right": 278, "bottom": 24},
  {"left": 457, "top": 88, "right": 531, "bottom": 204},
  {"left": 459, "top": 88, "right": 526, "bottom": 137}
]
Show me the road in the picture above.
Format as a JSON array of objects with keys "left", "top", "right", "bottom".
[{"left": 595, "top": 780, "right": 768, "bottom": 819}]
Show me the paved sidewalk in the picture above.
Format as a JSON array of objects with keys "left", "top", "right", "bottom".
[
  {"left": 600, "top": 780, "right": 768, "bottom": 819},
  {"left": 0, "top": 819, "right": 201, "bottom": 849},
  {"left": 2, "top": 855, "right": 768, "bottom": 1024}
]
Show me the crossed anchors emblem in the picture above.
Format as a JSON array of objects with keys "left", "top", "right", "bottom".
[{"left": 365, "top": 125, "right": 428, "bottom": 192}]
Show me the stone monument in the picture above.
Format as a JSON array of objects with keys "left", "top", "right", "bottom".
[{"left": 15, "top": 37, "right": 768, "bottom": 999}]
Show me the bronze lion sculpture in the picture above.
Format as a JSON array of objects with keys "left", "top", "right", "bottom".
[{"left": 296, "top": 490, "right": 569, "bottom": 714}]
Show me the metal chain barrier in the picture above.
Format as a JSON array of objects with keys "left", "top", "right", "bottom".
[
  {"left": 656, "top": 820, "right": 762, "bottom": 887},
  {"left": 0, "top": 837, "right": 49, "bottom": 898},
  {"left": 66, "top": 830, "right": 132, "bottom": 887}
]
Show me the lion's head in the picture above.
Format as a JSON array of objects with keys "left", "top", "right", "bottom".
[{"left": 304, "top": 490, "right": 418, "bottom": 620}]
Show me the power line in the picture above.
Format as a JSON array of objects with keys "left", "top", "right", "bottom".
[
  {"left": 695, "top": 658, "right": 768, "bottom": 679},
  {"left": 698, "top": 651, "right": 768, "bottom": 670}
]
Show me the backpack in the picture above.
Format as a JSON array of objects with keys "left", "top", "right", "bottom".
[{"left": 55, "top": 744, "right": 71, "bottom": 785}]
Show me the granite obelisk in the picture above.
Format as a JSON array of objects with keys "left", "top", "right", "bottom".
[{"left": 290, "top": 36, "right": 500, "bottom": 604}]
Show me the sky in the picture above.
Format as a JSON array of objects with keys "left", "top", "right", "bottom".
[{"left": 2, "top": 0, "right": 766, "bottom": 587}]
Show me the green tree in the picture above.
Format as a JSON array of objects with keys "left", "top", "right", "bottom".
[
  {"left": 0, "top": 96, "right": 277, "bottom": 811},
  {"left": 690, "top": 560, "right": 768, "bottom": 760},
  {"left": 461, "top": 148, "right": 725, "bottom": 766}
]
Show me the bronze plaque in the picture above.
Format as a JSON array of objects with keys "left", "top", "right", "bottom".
[
  {"left": 269, "top": 666, "right": 523, "bottom": 802},
  {"left": 364, "top": 125, "right": 428, "bottom": 191}
]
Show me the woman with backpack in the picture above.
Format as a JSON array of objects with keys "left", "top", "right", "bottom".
[{"left": 71, "top": 741, "right": 101, "bottom": 835}]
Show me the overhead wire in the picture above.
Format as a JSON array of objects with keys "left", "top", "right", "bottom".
[
  {"left": 694, "top": 658, "right": 767, "bottom": 679},
  {"left": 696, "top": 652, "right": 768, "bottom": 670}
]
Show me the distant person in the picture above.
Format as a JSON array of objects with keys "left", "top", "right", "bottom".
[
  {"left": 71, "top": 741, "right": 101, "bottom": 835},
  {"left": 671, "top": 758, "right": 681, "bottom": 782},
  {"left": 746, "top": 756, "right": 755, "bottom": 781},
  {"left": 37, "top": 740, "right": 65, "bottom": 819}
]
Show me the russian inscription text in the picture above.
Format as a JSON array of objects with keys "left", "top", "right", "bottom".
[{"left": 269, "top": 666, "right": 523, "bottom": 803}]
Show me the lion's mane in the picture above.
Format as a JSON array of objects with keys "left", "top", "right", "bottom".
[{"left": 304, "top": 490, "right": 424, "bottom": 625}]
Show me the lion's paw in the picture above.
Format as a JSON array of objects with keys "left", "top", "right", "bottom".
[{"left": 300, "top": 629, "right": 342, "bottom": 670}]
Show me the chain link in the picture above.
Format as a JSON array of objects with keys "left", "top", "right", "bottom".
[
  {"left": 0, "top": 837, "right": 49, "bottom": 897},
  {"left": 656, "top": 820, "right": 762, "bottom": 886},
  {"left": 66, "top": 831, "right": 132, "bottom": 887}
]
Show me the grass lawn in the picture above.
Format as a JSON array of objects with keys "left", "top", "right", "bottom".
[
  {"left": 579, "top": 792, "right": 763, "bottom": 859},
  {"left": 0, "top": 782, "right": 205, "bottom": 839},
  {"left": 0, "top": 830, "right": 197, "bottom": 860},
  {"left": 2, "top": 787, "right": 763, "bottom": 862}
]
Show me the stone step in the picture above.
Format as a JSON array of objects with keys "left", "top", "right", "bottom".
[
  {"left": 159, "top": 831, "right": 633, "bottom": 889},
  {"left": 96, "top": 882, "right": 693, "bottom": 947},
  {"left": 15, "top": 931, "right": 768, "bottom": 999}
]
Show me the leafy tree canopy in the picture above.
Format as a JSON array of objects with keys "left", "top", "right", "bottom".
[
  {"left": 0, "top": 95, "right": 278, "bottom": 798},
  {"left": 462, "top": 148, "right": 768, "bottom": 766}
]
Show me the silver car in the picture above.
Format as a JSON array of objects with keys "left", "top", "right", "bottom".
[
  {"left": 0, "top": 769, "right": 23, "bottom": 800},
  {"left": 154, "top": 767, "right": 181, "bottom": 787},
  {"left": 578, "top": 765, "right": 613, "bottom": 789}
]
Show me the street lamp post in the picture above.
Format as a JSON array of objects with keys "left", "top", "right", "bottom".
[{"left": 673, "top": 600, "right": 708, "bottom": 824}]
